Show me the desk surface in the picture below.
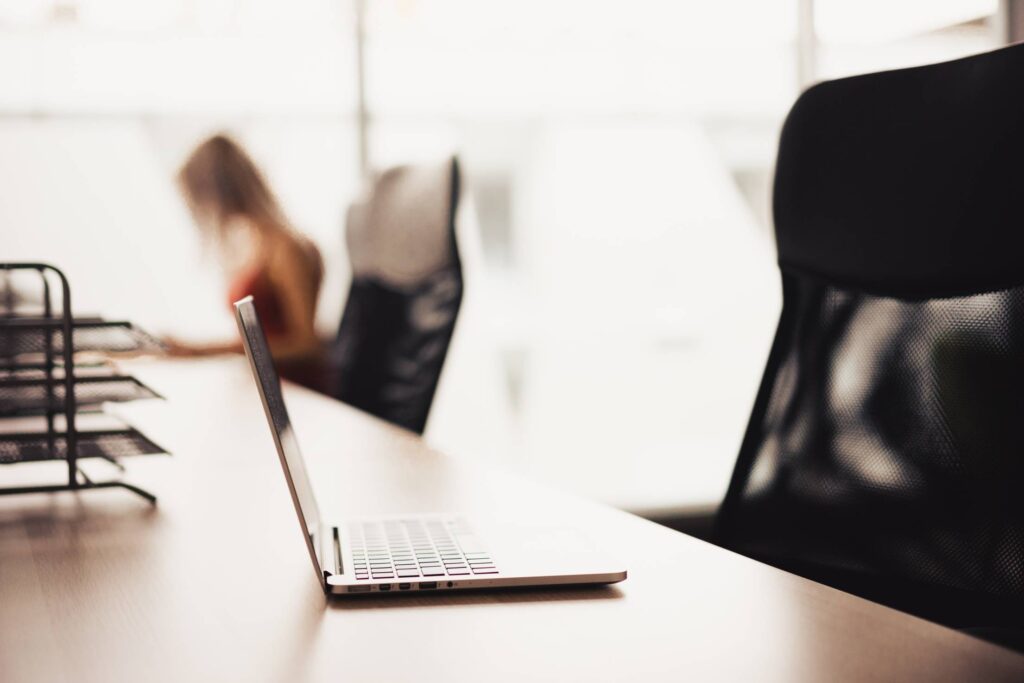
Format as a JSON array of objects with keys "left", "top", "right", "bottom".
[{"left": 2, "top": 358, "right": 1023, "bottom": 683}]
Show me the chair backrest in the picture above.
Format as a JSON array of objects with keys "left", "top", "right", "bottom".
[
  {"left": 717, "top": 45, "right": 1024, "bottom": 612},
  {"left": 329, "top": 157, "right": 462, "bottom": 434}
]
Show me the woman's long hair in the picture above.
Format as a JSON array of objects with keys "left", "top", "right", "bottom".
[
  {"left": 179, "top": 133, "right": 324, "bottom": 298},
  {"left": 178, "top": 134, "right": 290, "bottom": 247}
]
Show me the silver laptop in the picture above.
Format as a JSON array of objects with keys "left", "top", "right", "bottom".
[{"left": 235, "top": 296, "right": 626, "bottom": 595}]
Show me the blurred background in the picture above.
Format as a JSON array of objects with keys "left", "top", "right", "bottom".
[{"left": 0, "top": 0, "right": 1010, "bottom": 522}]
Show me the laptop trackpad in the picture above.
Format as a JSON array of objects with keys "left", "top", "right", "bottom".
[{"left": 486, "top": 525, "right": 621, "bottom": 576}]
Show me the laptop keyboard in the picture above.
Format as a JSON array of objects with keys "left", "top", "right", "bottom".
[{"left": 348, "top": 519, "right": 499, "bottom": 580}]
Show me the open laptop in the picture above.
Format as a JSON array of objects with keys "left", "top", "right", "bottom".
[{"left": 235, "top": 296, "right": 626, "bottom": 595}]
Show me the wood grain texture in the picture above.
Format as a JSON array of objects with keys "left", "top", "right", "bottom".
[{"left": 1, "top": 357, "right": 1022, "bottom": 683}]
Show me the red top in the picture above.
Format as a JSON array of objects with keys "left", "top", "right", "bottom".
[
  {"left": 226, "top": 264, "right": 327, "bottom": 393},
  {"left": 227, "top": 266, "right": 287, "bottom": 338}
]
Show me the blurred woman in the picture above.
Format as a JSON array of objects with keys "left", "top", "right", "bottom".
[{"left": 167, "top": 134, "right": 325, "bottom": 390}]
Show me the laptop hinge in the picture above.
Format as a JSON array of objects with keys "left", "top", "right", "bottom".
[
  {"left": 332, "top": 526, "right": 343, "bottom": 576},
  {"left": 320, "top": 525, "right": 342, "bottom": 578},
  {"left": 319, "top": 525, "right": 335, "bottom": 578}
]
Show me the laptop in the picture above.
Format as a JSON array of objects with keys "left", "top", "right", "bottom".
[{"left": 234, "top": 296, "right": 626, "bottom": 595}]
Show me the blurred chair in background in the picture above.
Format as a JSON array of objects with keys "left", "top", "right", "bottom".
[
  {"left": 715, "top": 44, "right": 1024, "bottom": 649},
  {"left": 170, "top": 134, "right": 326, "bottom": 391},
  {"left": 329, "top": 157, "right": 462, "bottom": 434}
]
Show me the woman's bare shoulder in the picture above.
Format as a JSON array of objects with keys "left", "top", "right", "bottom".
[{"left": 264, "top": 229, "right": 321, "bottom": 279}]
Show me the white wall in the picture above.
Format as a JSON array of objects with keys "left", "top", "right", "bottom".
[{"left": 1, "top": 119, "right": 227, "bottom": 335}]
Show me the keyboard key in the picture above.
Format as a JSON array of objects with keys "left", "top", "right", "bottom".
[
  {"left": 421, "top": 567, "right": 445, "bottom": 576},
  {"left": 397, "top": 570, "right": 421, "bottom": 578},
  {"left": 446, "top": 568, "right": 470, "bottom": 575},
  {"left": 471, "top": 568, "right": 498, "bottom": 575}
]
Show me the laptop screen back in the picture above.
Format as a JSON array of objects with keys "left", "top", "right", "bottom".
[{"left": 234, "top": 296, "right": 324, "bottom": 580}]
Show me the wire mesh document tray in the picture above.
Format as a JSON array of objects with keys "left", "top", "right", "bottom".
[
  {"left": 0, "top": 263, "right": 168, "bottom": 503},
  {"left": 0, "top": 426, "right": 166, "bottom": 465},
  {"left": 0, "top": 372, "right": 162, "bottom": 416},
  {"left": 0, "top": 318, "right": 164, "bottom": 360}
]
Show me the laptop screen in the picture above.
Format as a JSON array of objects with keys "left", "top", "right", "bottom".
[{"left": 234, "top": 296, "right": 324, "bottom": 579}]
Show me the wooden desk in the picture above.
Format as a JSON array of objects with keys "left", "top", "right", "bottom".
[{"left": 2, "top": 358, "right": 1022, "bottom": 682}]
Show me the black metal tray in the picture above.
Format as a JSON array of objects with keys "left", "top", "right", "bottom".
[
  {"left": 0, "top": 373, "right": 162, "bottom": 416},
  {"left": 0, "top": 428, "right": 167, "bottom": 465},
  {"left": 0, "top": 318, "right": 164, "bottom": 359}
]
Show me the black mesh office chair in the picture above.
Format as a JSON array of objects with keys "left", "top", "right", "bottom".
[
  {"left": 329, "top": 157, "right": 462, "bottom": 434},
  {"left": 716, "top": 45, "right": 1024, "bottom": 644}
]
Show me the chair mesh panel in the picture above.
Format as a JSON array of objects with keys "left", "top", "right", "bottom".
[
  {"left": 332, "top": 268, "right": 462, "bottom": 435},
  {"left": 727, "top": 274, "right": 1024, "bottom": 600}
]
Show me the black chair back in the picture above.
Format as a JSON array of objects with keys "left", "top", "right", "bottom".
[
  {"left": 717, "top": 45, "right": 1024, "bottom": 628},
  {"left": 330, "top": 158, "right": 462, "bottom": 434}
]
